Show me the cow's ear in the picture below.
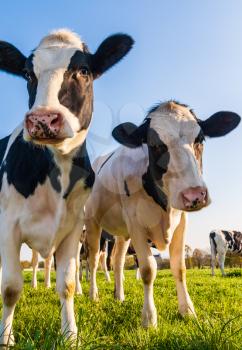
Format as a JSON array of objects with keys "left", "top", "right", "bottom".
[
  {"left": 112, "top": 119, "right": 149, "bottom": 148},
  {"left": 90, "top": 33, "right": 134, "bottom": 79},
  {"left": 199, "top": 111, "right": 241, "bottom": 137},
  {"left": 0, "top": 41, "right": 26, "bottom": 78}
]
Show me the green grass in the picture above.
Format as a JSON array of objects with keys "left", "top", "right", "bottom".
[{"left": 0, "top": 269, "right": 241, "bottom": 349}]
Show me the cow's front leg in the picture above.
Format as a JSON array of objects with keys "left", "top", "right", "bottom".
[
  {"left": 129, "top": 228, "right": 157, "bottom": 328},
  {"left": 169, "top": 212, "right": 196, "bottom": 317},
  {"left": 75, "top": 242, "right": 82, "bottom": 295},
  {"left": 0, "top": 233, "right": 23, "bottom": 346},
  {"left": 55, "top": 226, "right": 81, "bottom": 339},
  {"left": 85, "top": 221, "right": 101, "bottom": 300},
  {"left": 31, "top": 250, "right": 39, "bottom": 288},
  {"left": 112, "top": 237, "right": 130, "bottom": 301},
  {"left": 44, "top": 255, "right": 53, "bottom": 288}
]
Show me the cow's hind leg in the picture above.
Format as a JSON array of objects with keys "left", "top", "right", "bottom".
[
  {"left": 31, "top": 250, "right": 38, "bottom": 288},
  {"left": 112, "top": 237, "right": 130, "bottom": 301},
  {"left": 55, "top": 225, "right": 81, "bottom": 339},
  {"left": 169, "top": 212, "right": 196, "bottom": 317},
  {"left": 100, "top": 250, "right": 111, "bottom": 282},
  {"left": 0, "top": 230, "right": 23, "bottom": 346},
  {"left": 85, "top": 221, "right": 101, "bottom": 300},
  {"left": 218, "top": 252, "right": 226, "bottom": 276},
  {"left": 44, "top": 255, "right": 53, "bottom": 288}
]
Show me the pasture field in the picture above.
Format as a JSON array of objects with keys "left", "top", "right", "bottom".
[{"left": 0, "top": 269, "right": 241, "bottom": 349}]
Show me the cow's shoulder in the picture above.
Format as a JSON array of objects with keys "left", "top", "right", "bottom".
[{"left": 0, "top": 130, "right": 61, "bottom": 198}]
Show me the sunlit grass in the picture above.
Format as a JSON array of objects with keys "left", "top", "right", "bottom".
[{"left": 0, "top": 269, "right": 241, "bottom": 349}]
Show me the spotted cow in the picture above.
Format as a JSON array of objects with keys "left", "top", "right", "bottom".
[
  {"left": 84, "top": 101, "right": 240, "bottom": 328},
  {"left": 210, "top": 230, "right": 242, "bottom": 276},
  {"left": 0, "top": 29, "right": 133, "bottom": 345}
]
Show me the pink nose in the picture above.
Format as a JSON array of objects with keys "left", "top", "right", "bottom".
[
  {"left": 181, "top": 187, "right": 207, "bottom": 210},
  {"left": 26, "top": 112, "right": 62, "bottom": 139}
]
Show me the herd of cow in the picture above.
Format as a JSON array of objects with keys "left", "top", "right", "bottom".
[{"left": 0, "top": 29, "right": 241, "bottom": 346}]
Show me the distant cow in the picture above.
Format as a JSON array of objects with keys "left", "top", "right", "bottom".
[
  {"left": 85, "top": 101, "right": 240, "bottom": 328},
  {"left": 0, "top": 29, "right": 133, "bottom": 345},
  {"left": 80, "top": 230, "right": 114, "bottom": 282},
  {"left": 210, "top": 230, "right": 242, "bottom": 276}
]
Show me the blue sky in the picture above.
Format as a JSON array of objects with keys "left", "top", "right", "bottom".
[{"left": 0, "top": 1, "right": 242, "bottom": 259}]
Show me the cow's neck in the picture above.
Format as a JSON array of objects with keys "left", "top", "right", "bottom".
[
  {"left": 51, "top": 139, "right": 95, "bottom": 199},
  {"left": 142, "top": 165, "right": 168, "bottom": 212}
]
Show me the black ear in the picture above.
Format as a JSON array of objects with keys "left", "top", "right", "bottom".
[
  {"left": 91, "top": 33, "right": 134, "bottom": 79},
  {"left": 112, "top": 119, "right": 150, "bottom": 148},
  {"left": 0, "top": 41, "right": 26, "bottom": 77},
  {"left": 199, "top": 111, "right": 241, "bottom": 137}
]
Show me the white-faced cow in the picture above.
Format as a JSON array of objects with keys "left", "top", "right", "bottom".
[
  {"left": 0, "top": 29, "right": 133, "bottom": 345},
  {"left": 210, "top": 230, "right": 242, "bottom": 276},
  {"left": 84, "top": 101, "right": 240, "bottom": 328}
]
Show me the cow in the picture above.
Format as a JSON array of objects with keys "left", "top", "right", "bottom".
[
  {"left": 79, "top": 230, "right": 114, "bottom": 282},
  {"left": 84, "top": 101, "right": 240, "bottom": 328},
  {"left": 0, "top": 29, "right": 133, "bottom": 345},
  {"left": 210, "top": 230, "right": 242, "bottom": 276}
]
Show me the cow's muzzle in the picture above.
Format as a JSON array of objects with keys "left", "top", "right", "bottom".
[
  {"left": 26, "top": 110, "right": 63, "bottom": 139},
  {"left": 181, "top": 186, "right": 207, "bottom": 211}
]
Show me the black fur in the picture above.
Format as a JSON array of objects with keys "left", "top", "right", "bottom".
[
  {"left": 199, "top": 112, "right": 241, "bottom": 137},
  {"left": 0, "top": 131, "right": 61, "bottom": 198},
  {"left": 58, "top": 51, "right": 93, "bottom": 128},
  {"left": 142, "top": 168, "right": 168, "bottom": 211},
  {"left": 112, "top": 119, "right": 150, "bottom": 148},
  {"left": 210, "top": 231, "right": 217, "bottom": 253},
  {"left": 63, "top": 141, "right": 95, "bottom": 199},
  {"left": 91, "top": 34, "right": 134, "bottom": 78},
  {"left": 0, "top": 41, "right": 26, "bottom": 77}
]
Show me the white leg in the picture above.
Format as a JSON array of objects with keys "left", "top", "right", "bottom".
[
  {"left": 112, "top": 237, "right": 130, "bottom": 301},
  {"left": 100, "top": 251, "right": 111, "bottom": 282},
  {"left": 129, "top": 230, "right": 157, "bottom": 328},
  {"left": 75, "top": 242, "right": 82, "bottom": 295},
  {"left": 55, "top": 226, "right": 81, "bottom": 339},
  {"left": 44, "top": 255, "right": 53, "bottom": 288},
  {"left": 136, "top": 267, "right": 141, "bottom": 280},
  {"left": 85, "top": 221, "right": 101, "bottom": 300},
  {"left": 85, "top": 259, "right": 90, "bottom": 281},
  {"left": 0, "top": 227, "right": 23, "bottom": 346},
  {"left": 169, "top": 213, "right": 196, "bottom": 317},
  {"left": 31, "top": 250, "right": 38, "bottom": 289},
  {"left": 218, "top": 252, "right": 226, "bottom": 276}
]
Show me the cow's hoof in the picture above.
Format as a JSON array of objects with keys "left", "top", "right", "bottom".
[
  {"left": 179, "top": 303, "right": 196, "bottom": 318},
  {"left": 142, "top": 307, "right": 157, "bottom": 328},
  {"left": 89, "top": 289, "right": 98, "bottom": 301},
  {"left": 0, "top": 334, "right": 15, "bottom": 347},
  {"left": 75, "top": 288, "right": 82, "bottom": 296}
]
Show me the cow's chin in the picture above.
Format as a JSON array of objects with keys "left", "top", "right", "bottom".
[{"left": 170, "top": 195, "right": 211, "bottom": 212}]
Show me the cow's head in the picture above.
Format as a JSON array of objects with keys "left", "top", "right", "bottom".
[
  {"left": 0, "top": 29, "right": 134, "bottom": 153},
  {"left": 112, "top": 101, "right": 240, "bottom": 211}
]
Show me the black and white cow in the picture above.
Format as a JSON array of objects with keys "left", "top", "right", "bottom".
[
  {"left": 84, "top": 101, "right": 240, "bottom": 328},
  {"left": 210, "top": 230, "right": 242, "bottom": 276},
  {"left": 0, "top": 29, "right": 133, "bottom": 345}
]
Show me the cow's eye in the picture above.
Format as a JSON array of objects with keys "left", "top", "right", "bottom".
[{"left": 80, "top": 67, "right": 89, "bottom": 76}]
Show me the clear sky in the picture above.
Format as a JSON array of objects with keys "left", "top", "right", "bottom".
[{"left": 0, "top": 1, "right": 242, "bottom": 260}]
